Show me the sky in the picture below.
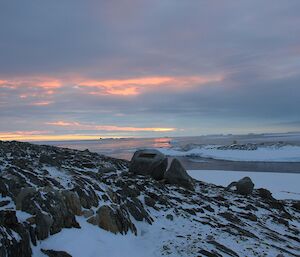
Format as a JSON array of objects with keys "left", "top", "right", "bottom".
[{"left": 0, "top": 0, "right": 300, "bottom": 141}]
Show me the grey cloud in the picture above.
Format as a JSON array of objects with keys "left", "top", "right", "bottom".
[{"left": 1, "top": 0, "right": 300, "bottom": 136}]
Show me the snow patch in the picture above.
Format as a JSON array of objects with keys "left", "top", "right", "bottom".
[
  {"left": 157, "top": 145, "right": 300, "bottom": 162},
  {"left": 188, "top": 170, "right": 300, "bottom": 200}
]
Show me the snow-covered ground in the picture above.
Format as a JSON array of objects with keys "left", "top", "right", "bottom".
[
  {"left": 188, "top": 170, "right": 300, "bottom": 200},
  {"left": 157, "top": 145, "right": 300, "bottom": 162}
]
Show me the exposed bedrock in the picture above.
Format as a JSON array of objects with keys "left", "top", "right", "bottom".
[{"left": 0, "top": 141, "right": 299, "bottom": 257}]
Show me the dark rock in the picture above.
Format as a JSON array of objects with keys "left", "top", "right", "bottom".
[
  {"left": 166, "top": 214, "right": 174, "bottom": 221},
  {"left": 203, "top": 205, "right": 215, "bottom": 213},
  {"left": 35, "top": 212, "right": 53, "bottom": 240},
  {"left": 129, "top": 149, "right": 167, "bottom": 180},
  {"left": 0, "top": 211, "right": 32, "bottom": 257},
  {"left": 226, "top": 177, "right": 254, "bottom": 195},
  {"left": 219, "top": 212, "right": 241, "bottom": 224},
  {"left": 39, "top": 154, "right": 60, "bottom": 167},
  {"left": 0, "top": 200, "right": 10, "bottom": 207},
  {"left": 198, "top": 248, "right": 222, "bottom": 257},
  {"left": 257, "top": 188, "right": 273, "bottom": 200},
  {"left": 126, "top": 198, "right": 152, "bottom": 223},
  {"left": 89, "top": 205, "right": 136, "bottom": 235},
  {"left": 207, "top": 240, "right": 239, "bottom": 257},
  {"left": 61, "top": 190, "right": 82, "bottom": 216},
  {"left": 144, "top": 196, "right": 156, "bottom": 208},
  {"left": 164, "top": 158, "right": 194, "bottom": 190},
  {"left": 240, "top": 212, "right": 258, "bottom": 222},
  {"left": 41, "top": 249, "right": 72, "bottom": 257},
  {"left": 291, "top": 201, "right": 300, "bottom": 211}
]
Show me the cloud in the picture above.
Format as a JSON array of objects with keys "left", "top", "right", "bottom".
[
  {"left": 1, "top": 0, "right": 300, "bottom": 138},
  {"left": 46, "top": 121, "right": 175, "bottom": 132},
  {"left": 76, "top": 75, "right": 223, "bottom": 96}
]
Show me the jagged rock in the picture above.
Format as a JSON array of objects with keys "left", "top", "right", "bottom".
[
  {"left": 144, "top": 196, "right": 156, "bottom": 208},
  {"left": 129, "top": 149, "right": 167, "bottom": 180},
  {"left": 89, "top": 205, "right": 136, "bottom": 235},
  {"left": 226, "top": 176, "right": 254, "bottom": 195},
  {"left": 257, "top": 188, "right": 273, "bottom": 200},
  {"left": 35, "top": 212, "right": 53, "bottom": 240},
  {"left": 15, "top": 187, "right": 36, "bottom": 210},
  {"left": 291, "top": 201, "right": 300, "bottom": 211},
  {"left": 41, "top": 249, "right": 72, "bottom": 257},
  {"left": 125, "top": 197, "right": 152, "bottom": 223},
  {"left": 164, "top": 158, "right": 194, "bottom": 190},
  {"left": 61, "top": 190, "right": 82, "bottom": 215},
  {"left": 39, "top": 154, "right": 60, "bottom": 167},
  {"left": 0, "top": 210, "right": 32, "bottom": 257}
]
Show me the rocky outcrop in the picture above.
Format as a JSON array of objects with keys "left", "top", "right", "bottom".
[
  {"left": 164, "top": 158, "right": 194, "bottom": 190},
  {"left": 87, "top": 205, "right": 137, "bottom": 235},
  {"left": 226, "top": 176, "right": 254, "bottom": 195},
  {"left": 129, "top": 149, "right": 167, "bottom": 180},
  {"left": 0, "top": 141, "right": 299, "bottom": 257}
]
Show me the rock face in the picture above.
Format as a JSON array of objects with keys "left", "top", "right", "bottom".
[
  {"left": 129, "top": 149, "right": 167, "bottom": 180},
  {"left": 0, "top": 141, "right": 299, "bottom": 257},
  {"left": 164, "top": 158, "right": 194, "bottom": 190},
  {"left": 87, "top": 205, "right": 137, "bottom": 235},
  {"left": 226, "top": 176, "right": 254, "bottom": 195}
]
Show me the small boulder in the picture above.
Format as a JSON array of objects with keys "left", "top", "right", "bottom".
[
  {"left": 129, "top": 149, "right": 167, "bottom": 180},
  {"left": 164, "top": 159, "right": 194, "bottom": 190},
  {"left": 226, "top": 177, "right": 254, "bottom": 195}
]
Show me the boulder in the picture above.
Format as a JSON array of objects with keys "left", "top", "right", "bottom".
[
  {"left": 129, "top": 149, "right": 167, "bottom": 180},
  {"left": 88, "top": 205, "right": 137, "bottom": 235},
  {"left": 61, "top": 190, "right": 82, "bottom": 215},
  {"left": 226, "top": 177, "right": 254, "bottom": 195},
  {"left": 35, "top": 212, "right": 53, "bottom": 240},
  {"left": 164, "top": 159, "right": 194, "bottom": 190}
]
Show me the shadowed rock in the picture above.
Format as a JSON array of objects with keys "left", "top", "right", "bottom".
[
  {"left": 164, "top": 158, "right": 194, "bottom": 190},
  {"left": 41, "top": 249, "right": 72, "bottom": 257},
  {"left": 226, "top": 177, "right": 254, "bottom": 195},
  {"left": 129, "top": 149, "right": 167, "bottom": 180}
]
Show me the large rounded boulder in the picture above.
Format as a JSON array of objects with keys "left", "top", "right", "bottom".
[
  {"left": 129, "top": 149, "right": 167, "bottom": 180},
  {"left": 164, "top": 158, "right": 194, "bottom": 190},
  {"left": 226, "top": 176, "right": 254, "bottom": 195}
]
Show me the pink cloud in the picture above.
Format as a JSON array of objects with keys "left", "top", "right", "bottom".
[
  {"left": 46, "top": 120, "right": 175, "bottom": 132},
  {"left": 77, "top": 75, "right": 223, "bottom": 96}
]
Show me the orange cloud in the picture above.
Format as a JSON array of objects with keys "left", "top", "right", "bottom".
[
  {"left": 0, "top": 130, "right": 53, "bottom": 140},
  {"left": 77, "top": 75, "right": 223, "bottom": 96},
  {"left": 0, "top": 132, "right": 103, "bottom": 141},
  {"left": 0, "top": 80, "right": 8, "bottom": 85},
  {"left": 30, "top": 101, "right": 53, "bottom": 106},
  {"left": 46, "top": 121, "right": 175, "bottom": 132}
]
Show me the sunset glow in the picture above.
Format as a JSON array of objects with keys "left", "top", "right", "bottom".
[
  {"left": 1, "top": 1, "right": 299, "bottom": 141},
  {"left": 46, "top": 121, "right": 176, "bottom": 132},
  {"left": 77, "top": 75, "right": 223, "bottom": 96}
]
